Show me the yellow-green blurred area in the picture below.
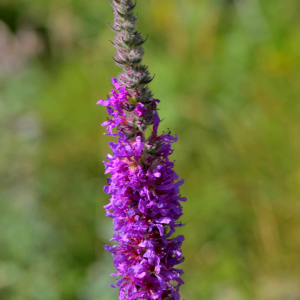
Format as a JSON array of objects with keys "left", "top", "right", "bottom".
[{"left": 1, "top": 0, "right": 300, "bottom": 299}]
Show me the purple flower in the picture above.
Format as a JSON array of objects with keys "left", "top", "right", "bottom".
[
  {"left": 97, "top": 1, "right": 186, "bottom": 299},
  {"left": 134, "top": 102, "right": 147, "bottom": 116}
]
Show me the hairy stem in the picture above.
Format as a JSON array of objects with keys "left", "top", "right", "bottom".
[{"left": 110, "top": 0, "right": 154, "bottom": 101}]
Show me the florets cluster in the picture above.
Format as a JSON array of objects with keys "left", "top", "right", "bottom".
[
  {"left": 98, "top": 79, "right": 186, "bottom": 300},
  {"left": 98, "top": 1, "right": 186, "bottom": 300}
]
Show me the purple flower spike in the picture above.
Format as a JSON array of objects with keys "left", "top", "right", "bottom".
[{"left": 98, "top": 1, "right": 186, "bottom": 299}]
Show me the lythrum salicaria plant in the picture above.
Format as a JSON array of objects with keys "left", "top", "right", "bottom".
[{"left": 97, "top": 1, "right": 186, "bottom": 299}]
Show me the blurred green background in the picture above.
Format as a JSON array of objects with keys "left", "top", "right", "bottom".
[{"left": 1, "top": 0, "right": 300, "bottom": 299}]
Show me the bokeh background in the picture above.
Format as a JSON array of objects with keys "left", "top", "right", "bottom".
[{"left": 1, "top": 0, "right": 300, "bottom": 299}]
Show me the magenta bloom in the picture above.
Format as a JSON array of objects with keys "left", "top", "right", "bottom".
[{"left": 98, "top": 1, "right": 186, "bottom": 299}]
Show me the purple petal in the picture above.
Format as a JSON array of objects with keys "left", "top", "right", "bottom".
[
  {"left": 156, "top": 217, "right": 172, "bottom": 224},
  {"left": 97, "top": 99, "right": 109, "bottom": 106},
  {"left": 111, "top": 78, "right": 120, "bottom": 90}
]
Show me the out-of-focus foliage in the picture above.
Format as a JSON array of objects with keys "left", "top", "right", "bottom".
[{"left": 0, "top": 0, "right": 300, "bottom": 299}]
